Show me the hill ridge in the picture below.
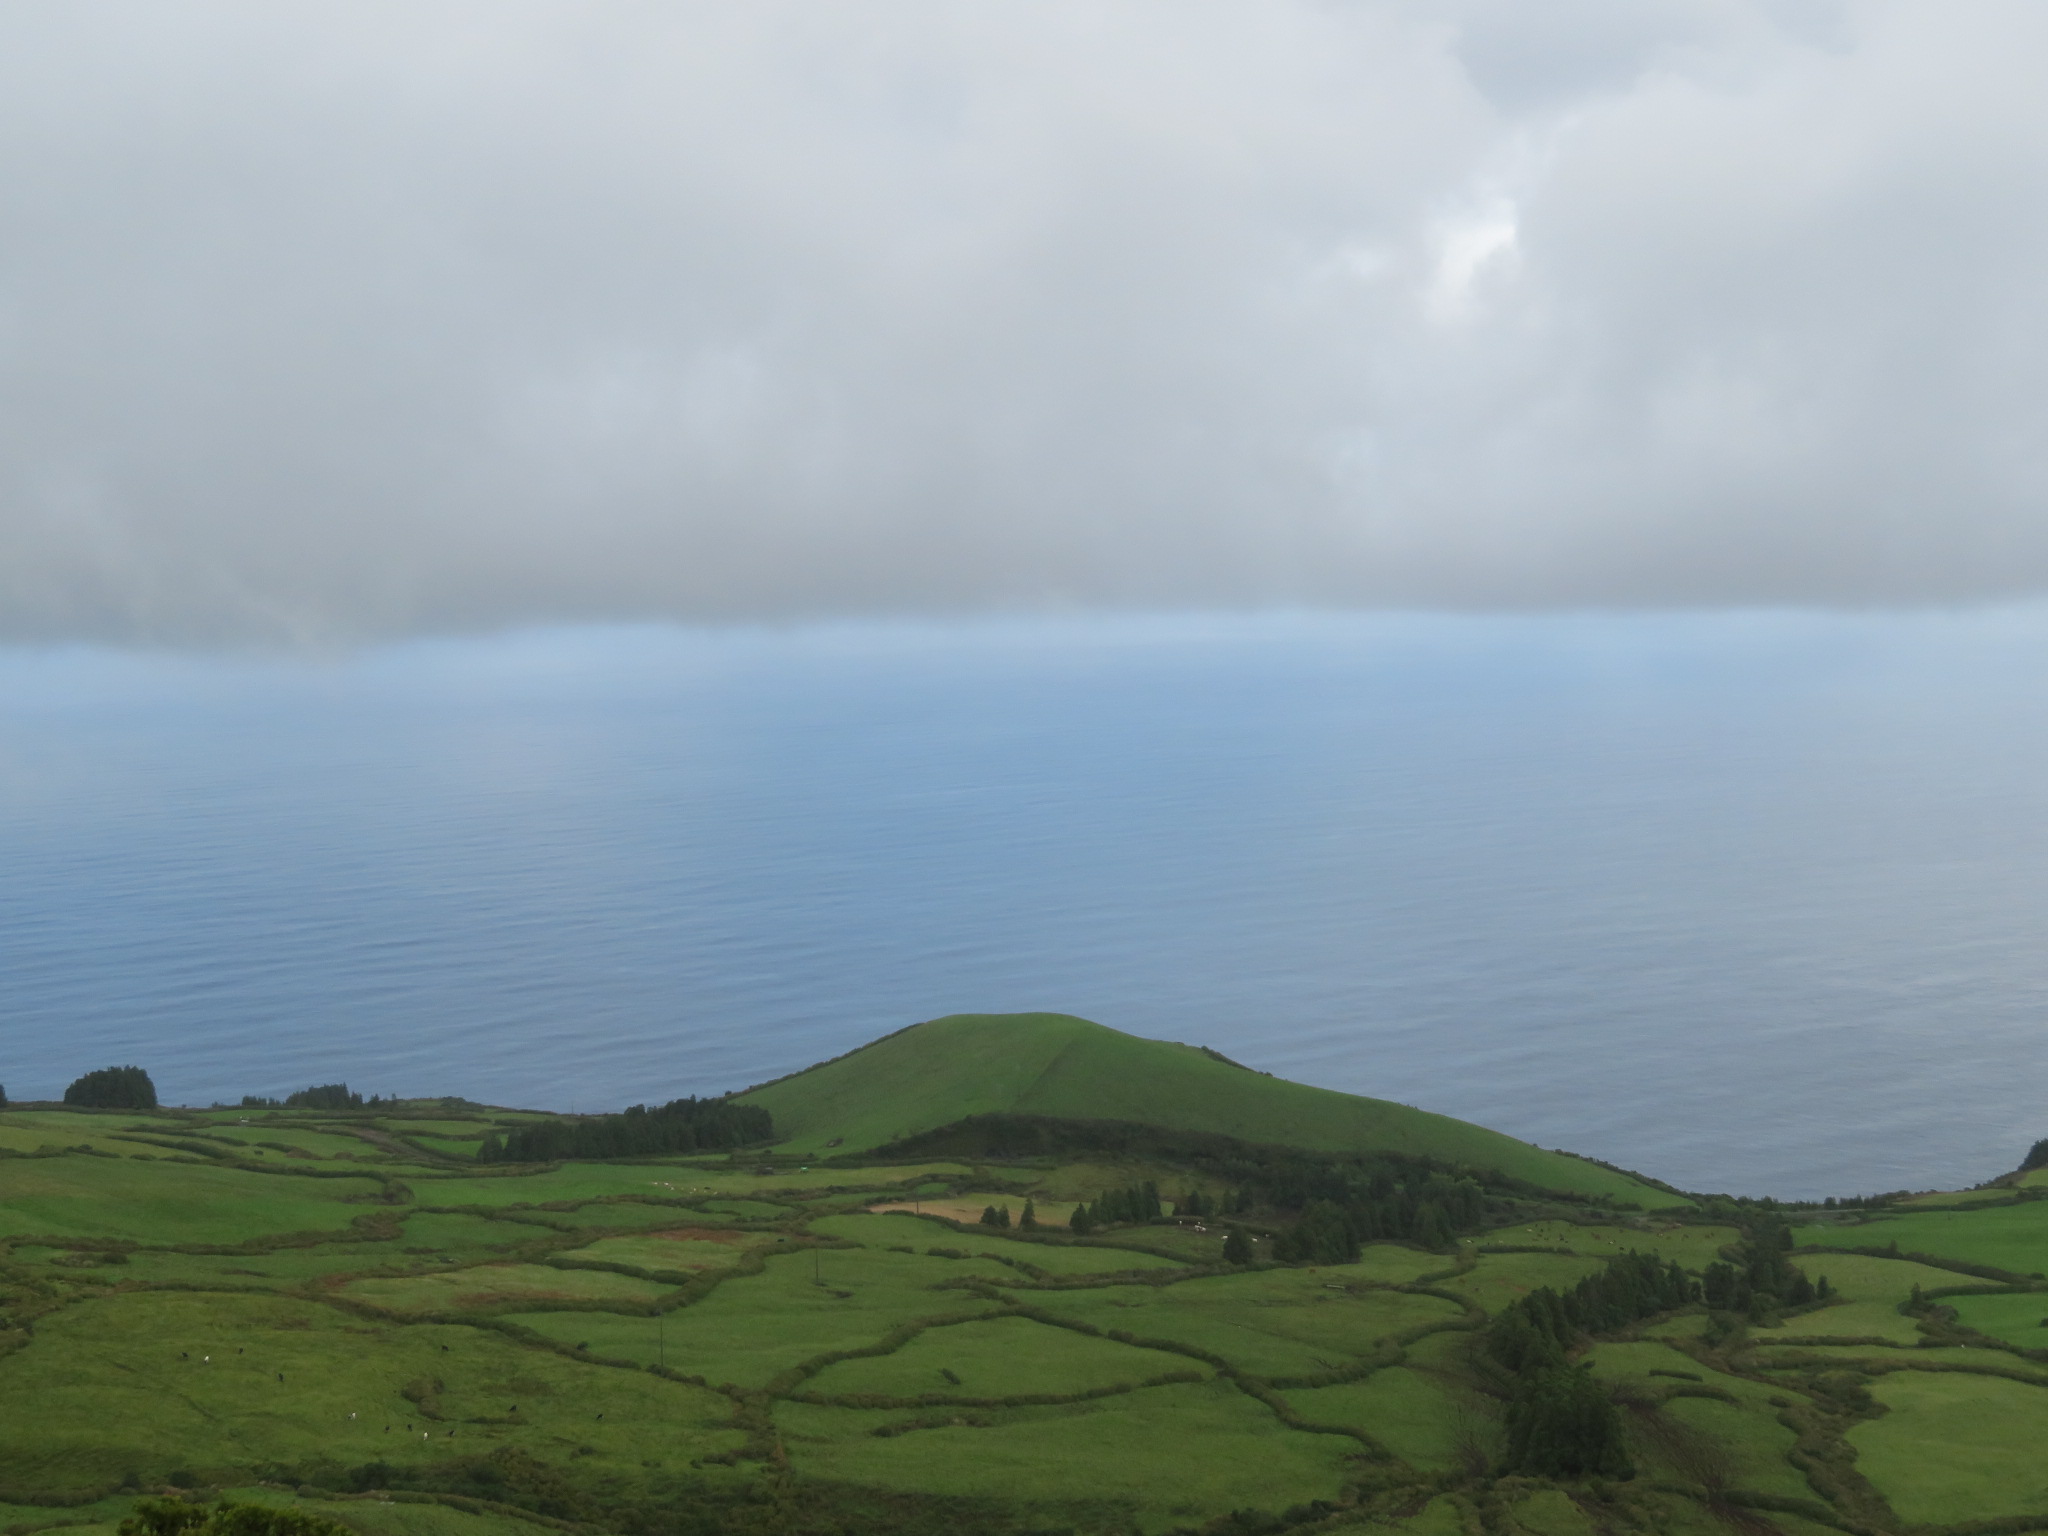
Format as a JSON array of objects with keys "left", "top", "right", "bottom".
[{"left": 736, "top": 1011, "right": 1674, "bottom": 1205}]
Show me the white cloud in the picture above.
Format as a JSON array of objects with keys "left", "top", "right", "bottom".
[{"left": 0, "top": 0, "right": 2044, "bottom": 641}]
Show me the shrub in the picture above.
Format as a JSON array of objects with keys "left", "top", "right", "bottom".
[{"left": 120, "top": 1500, "right": 354, "bottom": 1536}]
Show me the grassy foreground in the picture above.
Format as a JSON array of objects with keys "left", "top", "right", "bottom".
[{"left": 9, "top": 1033, "right": 2048, "bottom": 1534}]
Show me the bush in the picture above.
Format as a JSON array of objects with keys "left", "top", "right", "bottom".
[
  {"left": 63, "top": 1065, "right": 156, "bottom": 1110},
  {"left": 1504, "top": 1364, "right": 1632, "bottom": 1478},
  {"left": 119, "top": 1500, "right": 354, "bottom": 1536}
]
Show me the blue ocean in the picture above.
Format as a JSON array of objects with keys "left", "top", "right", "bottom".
[{"left": 6, "top": 608, "right": 2048, "bottom": 1200}]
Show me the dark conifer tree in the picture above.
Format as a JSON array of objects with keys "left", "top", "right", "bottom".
[
  {"left": 1019, "top": 1199, "right": 1038, "bottom": 1230},
  {"left": 1222, "top": 1229, "right": 1253, "bottom": 1265},
  {"left": 980, "top": 1205, "right": 1001, "bottom": 1227}
]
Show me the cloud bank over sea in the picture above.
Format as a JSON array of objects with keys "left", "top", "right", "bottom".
[{"left": 4, "top": 1, "right": 2046, "bottom": 642}]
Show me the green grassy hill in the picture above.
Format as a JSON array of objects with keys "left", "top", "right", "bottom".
[{"left": 737, "top": 1012, "right": 1666, "bottom": 1204}]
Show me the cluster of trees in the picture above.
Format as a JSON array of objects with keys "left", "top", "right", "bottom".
[
  {"left": 1700, "top": 1219, "right": 1829, "bottom": 1317},
  {"left": 1068, "top": 1182, "right": 1163, "bottom": 1233},
  {"left": 63, "top": 1065, "right": 157, "bottom": 1110},
  {"left": 2022, "top": 1137, "right": 2048, "bottom": 1173},
  {"left": 1266, "top": 1171, "right": 1488, "bottom": 1260},
  {"left": 478, "top": 1096, "right": 772, "bottom": 1162},
  {"left": 977, "top": 1200, "right": 1038, "bottom": 1229}
]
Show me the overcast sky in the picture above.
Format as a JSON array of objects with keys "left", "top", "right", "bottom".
[{"left": 3, "top": 1, "right": 2046, "bottom": 643}]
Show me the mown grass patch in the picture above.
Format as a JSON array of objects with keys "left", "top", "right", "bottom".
[
  {"left": 1847, "top": 1368, "right": 2048, "bottom": 1524},
  {"left": 779, "top": 1377, "right": 1356, "bottom": 1532},
  {"left": 0, "top": 1291, "right": 742, "bottom": 1499},
  {"left": 341, "top": 1263, "right": 674, "bottom": 1315}
]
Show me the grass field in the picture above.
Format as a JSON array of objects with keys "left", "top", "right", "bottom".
[{"left": 10, "top": 1068, "right": 2048, "bottom": 1536}]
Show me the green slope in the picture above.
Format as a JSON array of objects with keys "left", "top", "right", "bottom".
[{"left": 737, "top": 1013, "right": 1670, "bottom": 1205}]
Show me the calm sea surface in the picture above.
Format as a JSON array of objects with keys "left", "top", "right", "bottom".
[{"left": 6, "top": 609, "right": 2048, "bottom": 1199}]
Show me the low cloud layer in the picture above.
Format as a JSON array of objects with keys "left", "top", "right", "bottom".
[{"left": 4, "top": 1, "right": 2046, "bottom": 642}]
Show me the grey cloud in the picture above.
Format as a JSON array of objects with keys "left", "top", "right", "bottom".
[{"left": 0, "top": 0, "right": 2044, "bottom": 643}]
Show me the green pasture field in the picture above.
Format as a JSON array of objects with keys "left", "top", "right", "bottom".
[
  {"left": 0, "top": 1123, "right": 166, "bottom": 1160},
  {"left": 373, "top": 1121, "right": 495, "bottom": 1139},
  {"left": 740, "top": 1012, "right": 1670, "bottom": 1204},
  {"left": 1831, "top": 1200, "right": 2048, "bottom": 1276},
  {"left": 803, "top": 1313, "right": 1204, "bottom": 1398},
  {"left": 403, "top": 1137, "right": 481, "bottom": 1160},
  {"left": 339, "top": 1262, "right": 676, "bottom": 1315},
  {"left": 1783, "top": 1250, "right": 1962, "bottom": 1301},
  {"left": 1847, "top": 1368, "right": 2048, "bottom": 1524},
  {"left": 559, "top": 1230, "right": 777, "bottom": 1273},
  {"left": 1946, "top": 1289, "right": 2048, "bottom": 1345},
  {"left": 198, "top": 1126, "right": 389, "bottom": 1160},
  {"left": 778, "top": 1377, "right": 1356, "bottom": 1530},
  {"left": 1283, "top": 1350, "right": 1477, "bottom": 1471},
  {"left": 1762, "top": 1298, "right": 1925, "bottom": 1343},
  {"left": 0, "top": 1158, "right": 385, "bottom": 1244},
  {"left": 1434, "top": 1251, "right": 1605, "bottom": 1311},
  {"left": 0, "top": 1290, "right": 743, "bottom": 1496},
  {"left": 401, "top": 1162, "right": 968, "bottom": 1208},
  {"left": 807, "top": 1211, "right": 1181, "bottom": 1273},
  {"left": 1474, "top": 1220, "right": 1740, "bottom": 1265}
]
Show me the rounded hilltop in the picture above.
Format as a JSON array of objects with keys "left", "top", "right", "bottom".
[{"left": 734, "top": 1011, "right": 1667, "bottom": 1205}]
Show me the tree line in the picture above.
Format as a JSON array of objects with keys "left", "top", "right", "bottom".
[
  {"left": 878, "top": 1113, "right": 1512, "bottom": 1255},
  {"left": 240, "top": 1083, "right": 389, "bottom": 1110},
  {"left": 478, "top": 1096, "right": 772, "bottom": 1162}
]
